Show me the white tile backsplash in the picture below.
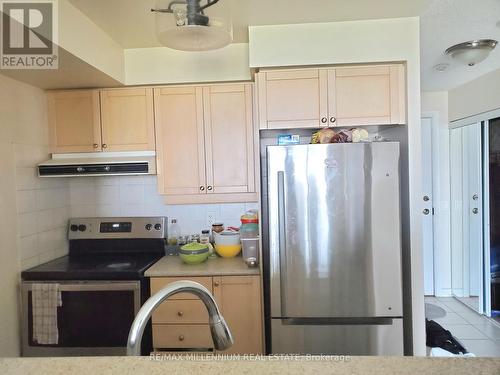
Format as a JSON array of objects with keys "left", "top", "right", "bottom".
[
  {"left": 120, "top": 184, "right": 144, "bottom": 205},
  {"left": 14, "top": 143, "right": 71, "bottom": 268},
  {"left": 16, "top": 190, "right": 36, "bottom": 214},
  {"left": 68, "top": 176, "right": 258, "bottom": 235}
]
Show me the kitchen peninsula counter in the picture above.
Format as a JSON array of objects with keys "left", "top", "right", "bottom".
[{"left": 1, "top": 356, "right": 498, "bottom": 375}]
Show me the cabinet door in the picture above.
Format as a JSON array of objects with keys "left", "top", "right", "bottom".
[
  {"left": 48, "top": 90, "right": 101, "bottom": 153},
  {"left": 154, "top": 87, "right": 206, "bottom": 195},
  {"left": 328, "top": 64, "right": 406, "bottom": 126},
  {"left": 100, "top": 88, "right": 155, "bottom": 151},
  {"left": 213, "top": 276, "right": 263, "bottom": 354},
  {"left": 257, "top": 69, "right": 328, "bottom": 129},
  {"left": 203, "top": 84, "right": 255, "bottom": 194}
]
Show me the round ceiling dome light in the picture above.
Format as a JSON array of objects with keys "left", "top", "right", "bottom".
[
  {"left": 445, "top": 39, "right": 497, "bottom": 66},
  {"left": 152, "top": 0, "right": 232, "bottom": 51}
]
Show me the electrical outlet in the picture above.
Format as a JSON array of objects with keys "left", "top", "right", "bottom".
[{"left": 207, "top": 211, "right": 217, "bottom": 226}]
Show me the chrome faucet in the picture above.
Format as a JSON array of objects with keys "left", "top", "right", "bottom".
[{"left": 126, "top": 280, "right": 233, "bottom": 356}]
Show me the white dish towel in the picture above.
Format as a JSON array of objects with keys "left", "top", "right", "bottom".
[{"left": 32, "top": 283, "right": 62, "bottom": 345}]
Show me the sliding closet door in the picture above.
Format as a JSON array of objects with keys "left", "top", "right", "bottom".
[{"left": 450, "top": 122, "right": 483, "bottom": 313}]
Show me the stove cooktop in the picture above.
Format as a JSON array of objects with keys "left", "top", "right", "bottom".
[{"left": 21, "top": 254, "right": 163, "bottom": 281}]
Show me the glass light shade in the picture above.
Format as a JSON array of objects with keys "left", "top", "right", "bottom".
[
  {"left": 158, "top": 24, "right": 232, "bottom": 51},
  {"left": 156, "top": 10, "right": 232, "bottom": 51},
  {"left": 448, "top": 48, "right": 491, "bottom": 66}
]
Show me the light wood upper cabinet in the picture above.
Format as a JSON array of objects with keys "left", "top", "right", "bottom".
[
  {"left": 48, "top": 88, "right": 156, "bottom": 153},
  {"left": 203, "top": 84, "right": 255, "bottom": 194},
  {"left": 213, "top": 275, "right": 263, "bottom": 354},
  {"left": 257, "top": 68, "right": 328, "bottom": 129},
  {"left": 154, "top": 86, "right": 206, "bottom": 196},
  {"left": 327, "top": 65, "right": 406, "bottom": 127},
  {"left": 48, "top": 90, "right": 101, "bottom": 153},
  {"left": 256, "top": 63, "right": 406, "bottom": 129},
  {"left": 100, "top": 88, "right": 155, "bottom": 151},
  {"left": 154, "top": 83, "right": 257, "bottom": 204}
]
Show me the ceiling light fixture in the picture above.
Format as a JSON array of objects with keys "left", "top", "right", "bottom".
[
  {"left": 151, "top": 0, "right": 232, "bottom": 51},
  {"left": 445, "top": 39, "right": 498, "bottom": 67}
]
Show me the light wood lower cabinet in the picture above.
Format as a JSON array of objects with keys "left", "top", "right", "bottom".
[
  {"left": 212, "top": 276, "right": 263, "bottom": 355},
  {"left": 150, "top": 275, "right": 263, "bottom": 354},
  {"left": 153, "top": 324, "right": 213, "bottom": 349}
]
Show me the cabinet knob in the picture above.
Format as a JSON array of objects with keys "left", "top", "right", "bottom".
[
  {"left": 207, "top": 186, "right": 213, "bottom": 191},
  {"left": 93, "top": 143, "right": 99, "bottom": 149},
  {"left": 321, "top": 117, "right": 327, "bottom": 124},
  {"left": 102, "top": 144, "right": 108, "bottom": 149},
  {"left": 330, "top": 117, "right": 336, "bottom": 123},
  {"left": 178, "top": 335, "right": 185, "bottom": 341},
  {"left": 199, "top": 186, "right": 205, "bottom": 191},
  {"left": 214, "top": 281, "right": 220, "bottom": 287},
  {"left": 177, "top": 311, "right": 184, "bottom": 317}
]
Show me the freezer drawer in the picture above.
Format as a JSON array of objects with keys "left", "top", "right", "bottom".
[{"left": 271, "top": 318, "right": 403, "bottom": 355}]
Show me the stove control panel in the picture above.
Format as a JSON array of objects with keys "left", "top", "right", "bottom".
[{"left": 68, "top": 217, "right": 167, "bottom": 240}]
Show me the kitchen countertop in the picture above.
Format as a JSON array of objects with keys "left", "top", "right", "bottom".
[
  {"left": 1, "top": 356, "right": 499, "bottom": 375},
  {"left": 145, "top": 255, "right": 260, "bottom": 277}
]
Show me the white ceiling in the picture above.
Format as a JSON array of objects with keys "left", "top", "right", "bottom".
[
  {"left": 68, "top": 0, "right": 431, "bottom": 46},
  {"left": 67, "top": 0, "right": 500, "bottom": 91},
  {"left": 420, "top": 0, "right": 500, "bottom": 91}
]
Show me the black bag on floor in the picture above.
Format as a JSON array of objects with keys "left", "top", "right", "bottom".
[{"left": 426, "top": 319, "right": 468, "bottom": 354}]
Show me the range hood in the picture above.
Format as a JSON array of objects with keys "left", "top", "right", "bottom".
[{"left": 38, "top": 151, "right": 157, "bottom": 177}]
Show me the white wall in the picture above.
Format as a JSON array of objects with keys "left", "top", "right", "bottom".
[
  {"left": 69, "top": 176, "right": 258, "bottom": 235},
  {"left": 421, "top": 91, "right": 451, "bottom": 297},
  {"left": 0, "top": 74, "right": 70, "bottom": 356},
  {"left": 248, "top": 17, "right": 425, "bottom": 355},
  {"left": 124, "top": 44, "right": 251, "bottom": 86},
  {"left": 58, "top": 0, "right": 125, "bottom": 83},
  {"left": 449, "top": 68, "right": 500, "bottom": 122}
]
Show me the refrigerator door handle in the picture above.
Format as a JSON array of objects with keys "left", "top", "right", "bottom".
[
  {"left": 277, "top": 171, "right": 288, "bottom": 317},
  {"left": 279, "top": 317, "right": 397, "bottom": 326}
]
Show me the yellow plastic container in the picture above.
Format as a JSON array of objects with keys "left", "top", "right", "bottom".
[{"left": 215, "top": 244, "right": 242, "bottom": 258}]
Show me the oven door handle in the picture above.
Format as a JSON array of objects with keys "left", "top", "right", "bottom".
[{"left": 22, "top": 281, "right": 140, "bottom": 292}]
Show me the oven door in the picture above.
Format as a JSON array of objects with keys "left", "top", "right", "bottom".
[{"left": 21, "top": 281, "right": 140, "bottom": 357}]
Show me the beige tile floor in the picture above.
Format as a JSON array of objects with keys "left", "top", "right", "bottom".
[{"left": 425, "top": 296, "right": 500, "bottom": 357}]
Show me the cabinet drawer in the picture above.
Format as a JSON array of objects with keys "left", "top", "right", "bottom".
[
  {"left": 153, "top": 324, "right": 212, "bottom": 349},
  {"left": 150, "top": 277, "right": 213, "bottom": 300},
  {"left": 152, "top": 300, "right": 208, "bottom": 324}
]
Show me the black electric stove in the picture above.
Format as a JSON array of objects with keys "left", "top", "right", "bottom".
[
  {"left": 21, "top": 217, "right": 166, "bottom": 281},
  {"left": 20, "top": 217, "right": 167, "bottom": 357}
]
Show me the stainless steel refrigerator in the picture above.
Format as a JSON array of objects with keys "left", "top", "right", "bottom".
[{"left": 265, "top": 142, "right": 404, "bottom": 355}]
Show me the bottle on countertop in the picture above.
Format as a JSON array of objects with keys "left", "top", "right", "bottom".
[
  {"left": 167, "top": 219, "right": 181, "bottom": 245},
  {"left": 200, "top": 229, "right": 215, "bottom": 257}
]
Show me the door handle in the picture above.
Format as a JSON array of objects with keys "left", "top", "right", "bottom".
[
  {"left": 199, "top": 186, "right": 205, "bottom": 191},
  {"left": 472, "top": 194, "right": 478, "bottom": 201},
  {"left": 423, "top": 195, "right": 430, "bottom": 202},
  {"left": 277, "top": 171, "right": 288, "bottom": 316},
  {"left": 321, "top": 117, "right": 327, "bottom": 124},
  {"left": 472, "top": 208, "right": 479, "bottom": 214},
  {"left": 423, "top": 209, "right": 430, "bottom": 215}
]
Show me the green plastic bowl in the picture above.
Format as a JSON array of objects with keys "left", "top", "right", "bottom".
[{"left": 179, "top": 243, "right": 209, "bottom": 264}]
